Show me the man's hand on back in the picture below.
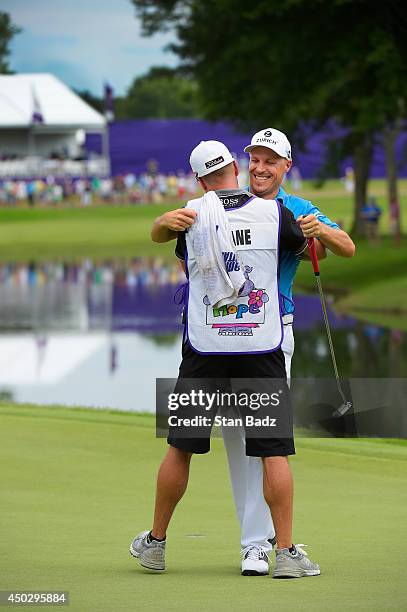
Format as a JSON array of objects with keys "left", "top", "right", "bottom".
[
  {"left": 151, "top": 208, "right": 197, "bottom": 242},
  {"left": 161, "top": 208, "right": 197, "bottom": 231}
]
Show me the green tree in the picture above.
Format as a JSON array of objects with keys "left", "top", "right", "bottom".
[
  {"left": 0, "top": 11, "right": 20, "bottom": 74},
  {"left": 75, "top": 68, "right": 199, "bottom": 119},
  {"left": 120, "top": 66, "right": 200, "bottom": 118},
  {"left": 132, "top": 0, "right": 407, "bottom": 236}
]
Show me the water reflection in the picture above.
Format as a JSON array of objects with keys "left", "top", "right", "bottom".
[
  {"left": 0, "top": 258, "right": 405, "bottom": 411},
  {"left": 293, "top": 322, "right": 407, "bottom": 379},
  {"left": 0, "top": 258, "right": 185, "bottom": 332}
]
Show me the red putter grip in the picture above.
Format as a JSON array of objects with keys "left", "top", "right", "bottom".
[{"left": 307, "top": 238, "right": 320, "bottom": 275}]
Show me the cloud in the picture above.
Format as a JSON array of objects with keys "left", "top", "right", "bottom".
[{"left": 4, "top": 0, "right": 178, "bottom": 94}]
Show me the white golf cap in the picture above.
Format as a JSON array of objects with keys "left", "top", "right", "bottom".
[
  {"left": 189, "top": 140, "right": 234, "bottom": 178},
  {"left": 244, "top": 128, "right": 292, "bottom": 160}
]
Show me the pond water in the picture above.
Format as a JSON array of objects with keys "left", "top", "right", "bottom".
[{"left": 1, "top": 258, "right": 406, "bottom": 412}]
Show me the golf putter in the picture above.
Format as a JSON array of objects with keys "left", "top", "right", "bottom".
[{"left": 307, "top": 238, "right": 353, "bottom": 418}]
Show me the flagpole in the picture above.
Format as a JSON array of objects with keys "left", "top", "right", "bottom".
[
  {"left": 103, "top": 82, "right": 114, "bottom": 177},
  {"left": 27, "top": 127, "right": 36, "bottom": 176},
  {"left": 30, "top": 84, "right": 43, "bottom": 177},
  {"left": 102, "top": 124, "right": 110, "bottom": 176}
]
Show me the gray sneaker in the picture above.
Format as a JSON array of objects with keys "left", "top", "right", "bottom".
[
  {"left": 272, "top": 544, "right": 320, "bottom": 579},
  {"left": 129, "top": 530, "right": 166, "bottom": 571}
]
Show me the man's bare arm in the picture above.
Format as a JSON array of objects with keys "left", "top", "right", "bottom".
[
  {"left": 151, "top": 208, "right": 197, "bottom": 243},
  {"left": 302, "top": 239, "right": 327, "bottom": 261},
  {"left": 298, "top": 214, "right": 355, "bottom": 257}
]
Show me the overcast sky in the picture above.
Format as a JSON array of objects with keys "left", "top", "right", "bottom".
[{"left": 3, "top": 0, "right": 178, "bottom": 95}]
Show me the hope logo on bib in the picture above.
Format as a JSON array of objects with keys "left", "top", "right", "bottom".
[{"left": 204, "top": 263, "right": 269, "bottom": 337}]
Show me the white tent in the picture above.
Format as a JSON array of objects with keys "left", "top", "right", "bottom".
[
  {"left": 0, "top": 73, "right": 105, "bottom": 130},
  {"left": 0, "top": 74, "right": 108, "bottom": 177}
]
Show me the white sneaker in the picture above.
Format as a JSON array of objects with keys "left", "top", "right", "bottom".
[
  {"left": 241, "top": 545, "right": 269, "bottom": 576},
  {"left": 129, "top": 530, "right": 166, "bottom": 571},
  {"left": 272, "top": 544, "right": 320, "bottom": 578}
]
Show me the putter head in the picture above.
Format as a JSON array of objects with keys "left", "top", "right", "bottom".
[{"left": 332, "top": 401, "right": 353, "bottom": 419}]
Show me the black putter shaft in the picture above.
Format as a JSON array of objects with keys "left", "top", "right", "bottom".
[{"left": 307, "top": 238, "right": 352, "bottom": 416}]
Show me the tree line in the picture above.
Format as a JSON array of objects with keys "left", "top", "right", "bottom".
[
  {"left": 131, "top": 0, "right": 407, "bottom": 236},
  {"left": 76, "top": 66, "right": 200, "bottom": 120}
]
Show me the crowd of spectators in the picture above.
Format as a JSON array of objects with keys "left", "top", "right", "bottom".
[
  {"left": 0, "top": 171, "right": 205, "bottom": 206},
  {"left": 0, "top": 156, "right": 252, "bottom": 206}
]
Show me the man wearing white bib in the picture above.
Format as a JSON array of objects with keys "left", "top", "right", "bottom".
[{"left": 130, "top": 140, "right": 321, "bottom": 579}]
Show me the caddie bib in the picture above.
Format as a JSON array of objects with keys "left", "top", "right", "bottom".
[{"left": 185, "top": 196, "right": 282, "bottom": 354}]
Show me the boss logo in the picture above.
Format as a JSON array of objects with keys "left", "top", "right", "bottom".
[
  {"left": 264, "top": 130, "right": 272, "bottom": 137},
  {"left": 205, "top": 155, "right": 224, "bottom": 169},
  {"left": 221, "top": 197, "right": 239, "bottom": 207}
]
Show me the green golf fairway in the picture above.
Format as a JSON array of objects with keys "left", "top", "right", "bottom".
[
  {"left": 0, "top": 177, "right": 406, "bottom": 263},
  {"left": 1, "top": 404, "right": 406, "bottom": 611}
]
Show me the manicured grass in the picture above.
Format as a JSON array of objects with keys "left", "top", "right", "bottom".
[
  {"left": 0, "top": 403, "right": 406, "bottom": 611},
  {"left": 296, "top": 236, "right": 406, "bottom": 292},
  {"left": 335, "top": 275, "right": 407, "bottom": 330},
  {"left": 0, "top": 203, "right": 176, "bottom": 261},
  {"left": 289, "top": 178, "right": 407, "bottom": 234}
]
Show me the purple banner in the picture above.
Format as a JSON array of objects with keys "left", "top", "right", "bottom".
[{"left": 85, "top": 119, "right": 407, "bottom": 179}]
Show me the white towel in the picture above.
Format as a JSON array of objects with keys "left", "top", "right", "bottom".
[{"left": 188, "top": 191, "right": 245, "bottom": 307}]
